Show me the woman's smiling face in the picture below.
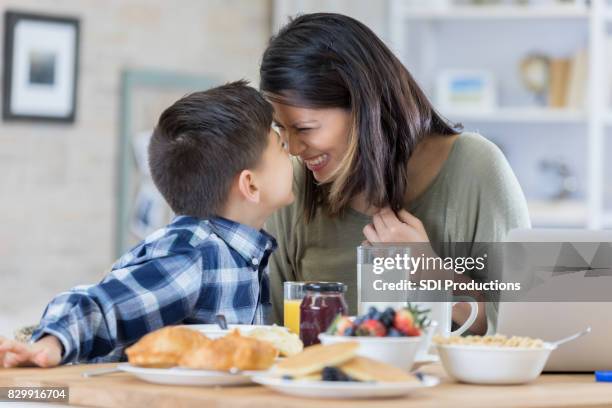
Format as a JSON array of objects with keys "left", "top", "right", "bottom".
[{"left": 271, "top": 101, "right": 351, "bottom": 183}]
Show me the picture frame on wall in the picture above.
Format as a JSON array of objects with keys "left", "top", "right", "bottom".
[{"left": 2, "top": 11, "right": 80, "bottom": 122}]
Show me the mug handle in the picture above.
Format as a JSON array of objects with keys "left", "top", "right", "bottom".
[{"left": 450, "top": 296, "right": 478, "bottom": 336}]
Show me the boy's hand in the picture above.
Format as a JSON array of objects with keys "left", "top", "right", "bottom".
[{"left": 0, "top": 335, "right": 62, "bottom": 368}]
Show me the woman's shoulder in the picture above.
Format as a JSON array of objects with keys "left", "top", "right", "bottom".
[
  {"left": 450, "top": 132, "right": 511, "bottom": 176},
  {"left": 454, "top": 132, "right": 504, "bottom": 159}
]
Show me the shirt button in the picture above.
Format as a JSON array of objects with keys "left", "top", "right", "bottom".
[{"left": 252, "top": 258, "right": 259, "bottom": 266}]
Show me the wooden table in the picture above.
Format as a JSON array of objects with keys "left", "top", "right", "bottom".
[{"left": 0, "top": 363, "right": 609, "bottom": 408}]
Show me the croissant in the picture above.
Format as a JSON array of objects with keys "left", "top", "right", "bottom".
[
  {"left": 125, "top": 326, "right": 211, "bottom": 368},
  {"left": 179, "top": 330, "right": 277, "bottom": 371}
]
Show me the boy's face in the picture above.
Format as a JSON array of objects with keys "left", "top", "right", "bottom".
[{"left": 253, "top": 128, "right": 294, "bottom": 213}]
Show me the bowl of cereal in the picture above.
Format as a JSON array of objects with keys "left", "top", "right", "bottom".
[{"left": 434, "top": 334, "right": 556, "bottom": 384}]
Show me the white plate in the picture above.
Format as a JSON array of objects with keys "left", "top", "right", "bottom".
[
  {"left": 251, "top": 374, "right": 439, "bottom": 399},
  {"left": 118, "top": 363, "right": 265, "bottom": 386},
  {"left": 182, "top": 324, "right": 288, "bottom": 339}
]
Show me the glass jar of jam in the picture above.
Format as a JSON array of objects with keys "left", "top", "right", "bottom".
[{"left": 299, "top": 282, "right": 348, "bottom": 347}]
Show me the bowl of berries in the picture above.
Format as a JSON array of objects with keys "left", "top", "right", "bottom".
[{"left": 319, "top": 305, "right": 432, "bottom": 371}]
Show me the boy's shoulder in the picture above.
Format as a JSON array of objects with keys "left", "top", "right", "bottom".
[{"left": 112, "top": 216, "right": 217, "bottom": 271}]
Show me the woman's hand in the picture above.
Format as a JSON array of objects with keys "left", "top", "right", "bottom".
[{"left": 363, "top": 207, "right": 429, "bottom": 243}]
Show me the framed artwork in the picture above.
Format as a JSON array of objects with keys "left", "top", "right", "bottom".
[
  {"left": 2, "top": 11, "right": 80, "bottom": 122},
  {"left": 436, "top": 69, "right": 497, "bottom": 113}
]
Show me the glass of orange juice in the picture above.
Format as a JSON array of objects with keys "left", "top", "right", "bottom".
[{"left": 284, "top": 282, "right": 306, "bottom": 335}]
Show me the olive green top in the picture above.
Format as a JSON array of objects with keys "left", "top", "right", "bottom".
[{"left": 265, "top": 132, "right": 531, "bottom": 330}]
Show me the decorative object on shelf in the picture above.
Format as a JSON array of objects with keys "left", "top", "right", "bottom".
[
  {"left": 435, "top": 69, "right": 496, "bottom": 113},
  {"left": 542, "top": 48, "right": 587, "bottom": 109},
  {"left": 565, "top": 48, "right": 587, "bottom": 109},
  {"left": 538, "top": 158, "right": 577, "bottom": 200},
  {"left": 519, "top": 54, "right": 550, "bottom": 106},
  {"left": 2, "top": 11, "right": 79, "bottom": 122},
  {"left": 548, "top": 57, "right": 571, "bottom": 108}
]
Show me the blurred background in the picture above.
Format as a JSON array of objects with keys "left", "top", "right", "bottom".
[{"left": 1, "top": 0, "right": 610, "bottom": 337}]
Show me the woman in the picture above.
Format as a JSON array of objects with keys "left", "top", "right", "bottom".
[{"left": 261, "top": 13, "right": 529, "bottom": 334}]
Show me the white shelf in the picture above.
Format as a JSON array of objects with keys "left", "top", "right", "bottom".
[
  {"left": 400, "top": 5, "right": 589, "bottom": 21},
  {"left": 528, "top": 200, "right": 588, "bottom": 227},
  {"left": 389, "top": 0, "right": 608, "bottom": 228},
  {"left": 603, "top": 211, "right": 612, "bottom": 227},
  {"left": 442, "top": 107, "right": 586, "bottom": 124}
]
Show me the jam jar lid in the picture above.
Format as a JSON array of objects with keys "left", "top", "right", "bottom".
[{"left": 303, "top": 282, "right": 347, "bottom": 293}]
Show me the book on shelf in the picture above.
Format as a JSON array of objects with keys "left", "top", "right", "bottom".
[
  {"left": 548, "top": 58, "right": 570, "bottom": 108},
  {"left": 546, "top": 48, "right": 587, "bottom": 110}
]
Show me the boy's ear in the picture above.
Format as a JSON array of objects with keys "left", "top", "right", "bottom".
[{"left": 236, "top": 169, "right": 260, "bottom": 203}]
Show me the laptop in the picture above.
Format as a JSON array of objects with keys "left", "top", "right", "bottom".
[{"left": 498, "top": 228, "right": 612, "bottom": 372}]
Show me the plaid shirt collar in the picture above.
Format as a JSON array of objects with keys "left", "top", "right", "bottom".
[{"left": 174, "top": 215, "right": 277, "bottom": 266}]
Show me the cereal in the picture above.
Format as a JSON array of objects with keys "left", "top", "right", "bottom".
[{"left": 433, "top": 334, "right": 544, "bottom": 348}]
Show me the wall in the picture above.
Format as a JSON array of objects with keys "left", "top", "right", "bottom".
[{"left": 0, "top": 0, "right": 272, "bottom": 336}]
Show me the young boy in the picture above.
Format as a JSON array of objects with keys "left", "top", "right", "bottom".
[{"left": 0, "top": 81, "right": 294, "bottom": 367}]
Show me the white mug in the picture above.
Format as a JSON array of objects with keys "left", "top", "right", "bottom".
[{"left": 416, "top": 297, "right": 478, "bottom": 338}]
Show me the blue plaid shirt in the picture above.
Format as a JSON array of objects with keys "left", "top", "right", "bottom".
[{"left": 30, "top": 216, "right": 277, "bottom": 364}]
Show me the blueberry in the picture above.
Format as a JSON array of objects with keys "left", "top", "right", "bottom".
[
  {"left": 380, "top": 313, "right": 394, "bottom": 328},
  {"left": 322, "top": 366, "right": 345, "bottom": 381},
  {"left": 379, "top": 308, "right": 396, "bottom": 328},
  {"left": 322, "top": 366, "right": 353, "bottom": 382},
  {"left": 336, "top": 371, "right": 351, "bottom": 381},
  {"left": 282, "top": 375, "right": 294, "bottom": 380},
  {"left": 354, "top": 316, "right": 366, "bottom": 326},
  {"left": 388, "top": 328, "right": 403, "bottom": 337},
  {"left": 367, "top": 306, "right": 378, "bottom": 319},
  {"left": 344, "top": 327, "right": 355, "bottom": 336}
]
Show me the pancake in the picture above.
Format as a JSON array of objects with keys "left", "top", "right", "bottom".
[
  {"left": 273, "top": 342, "right": 359, "bottom": 377},
  {"left": 339, "top": 356, "right": 418, "bottom": 383},
  {"left": 291, "top": 372, "right": 323, "bottom": 381}
]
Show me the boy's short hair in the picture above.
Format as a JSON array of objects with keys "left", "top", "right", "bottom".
[{"left": 149, "top": 80, "right": 273, "bottom": 218}]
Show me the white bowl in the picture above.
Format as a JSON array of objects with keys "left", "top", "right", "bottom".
[
  {"left": 318, "top": 333, "right": 423, "bottom": 371},
  {"left": 436, "top": 343, "right": 557, "bottom": 384}
]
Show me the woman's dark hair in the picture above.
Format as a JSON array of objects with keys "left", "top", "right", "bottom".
[{"left": 260, "top": 13, "right": 460, "bottom": 221}]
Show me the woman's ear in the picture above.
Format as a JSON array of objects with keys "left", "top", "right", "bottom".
[{"left": 236, "top": 169, "right": 260, "bottom": 203}]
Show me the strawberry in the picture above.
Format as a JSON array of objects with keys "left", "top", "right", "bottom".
[
  {"left": 393, "top": 309, "right": 419, "bottom": 336},
  {"left": 405, "top": 325, "right": 421, "bottom": 337},
  {"left": 335, "top": 316, "right": 356, "bottom": 336},
  {"left": 356, "top": 319, "right": 387, "bottom": 337}
]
